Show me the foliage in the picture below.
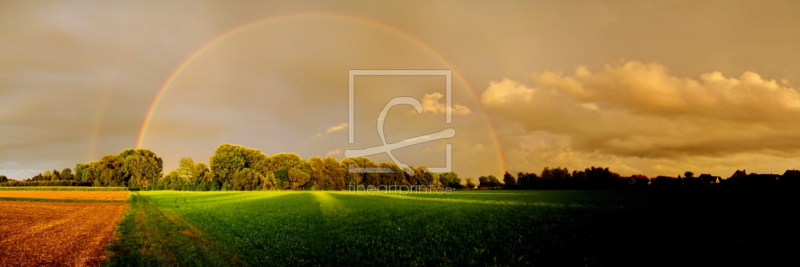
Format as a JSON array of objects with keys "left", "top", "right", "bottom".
[
  {"left": 478, "top": 175, "right": 502, "bottom": 188},
  {"left": 503, "top": 172, "right": 516, "bottom": 188},
  {"left": 438, "top": 172, "right": 464, "bottom": 189},
  {"left": 465, "top": 177, "right": 476, "bottom": 189}
]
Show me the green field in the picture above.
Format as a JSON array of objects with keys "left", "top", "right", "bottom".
[{"left": 103, "top": 190, "right": 794, "bottom": 266}]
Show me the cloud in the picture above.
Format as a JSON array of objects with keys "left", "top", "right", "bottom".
[
  {"left": 312, "top": 123, "right": 348, "bottom": 139},
  {"left": 326, "top": 122, "right": 348, "bottom": 133},
  {"left": 482, "top": 60, "right": 800, "bottom": 160},
  {"left": 420, "top": 92, "right": 471, "bottom": 115},
  {"left": 325, "top": 149, "right": 342, "bottom": 157}
]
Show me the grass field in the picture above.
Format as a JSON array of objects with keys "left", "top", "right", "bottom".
[
  {"left": 103, "top": 189, "right": 796, "bottom": 266},
  {"left": 0, "top": 200, "right": 127, "bottom": 267}
]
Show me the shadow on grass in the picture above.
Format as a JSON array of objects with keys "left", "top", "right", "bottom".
[{"left": 102, "top": 193, "right": 245, "bottom": 267}]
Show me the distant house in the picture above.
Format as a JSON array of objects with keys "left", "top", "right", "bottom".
[
  {"left": 622, "top": 174, "right": 649, "bottom": 186},
  {"left": 728, "top": 170, "right": 779, "bottom": 186},
  {"left": 725, "top": 170, "right": 747, "bottom": 186},
  {"left": 782, "top": 170, "right": 800, "bottom": 185},
  {"left": 730, "top": 170, "right": 747, "bottom": 179},
  {"left": 697, "top": 174, "right": 721, "bottom": 185}
]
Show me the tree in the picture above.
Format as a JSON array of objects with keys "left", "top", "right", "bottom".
[
  {"left": 42, "top": 171, "right": 53, "bottom": 181},
  {"left": 342, "top": 158, "right": 364, "bottom": 185},
  {"left": 0, "top": 175, "right": 7, "bottom": 183},
  {"left": 540, "top": 167, "right": 571, "bottom": 188},
  {"left": 478, "top": 175, "right": 502, "bottom": 188},
  {"left": 309, "top": 157, "right": 327, "bottom": 189},
  {"left": 683, "top": 171, "right": 701, "bottom": 187},
  {"left": 503, "top": 172, "right": 516, "bottom": 189},
  {"left": 158, "top": 170, "right": 181, "bottom": 190},
  {"left": 274, "top": 169, "right": 289, "bottom": 189},
  {"left": 99, "top": 154, "right": 126, "bottom": 186},
  {"left": 269, "top": 152, "right": 312, "bottom": 189},
  {"left": 465, "top": 177, "right": 476, "bottom": 189},
  {"left": 517, "top": 172, "right": 537, "bottom": 189},
  {"left": 288, "top": 167, "right": 311, "bottom": 189},
  {"left": 210, "top": 144, "right": 248, "bottom": 189},
  {"left": 29, "top": 173, "right": 44, "bottom": 181},
  {"left": 120, "top": 149, "right": 163, "bottom": 189},
  {"left": 178, "top": 158, "right": 195, "bottom": 181},
  {"left": 60, "top": 168, "right": 74, "bottom": 180},
  {"left": 193, "top": 163, "right": 211, "bottom": 181},
  {"left": 76, "top": 161, "right": 102, "bottom": 184},
  {"left": 326, "top": 157, "right": 346, "bottom": 190},
  {"left": 232, "top": 168, "right": 260, "bottom": 191},
  {"left": 260, "top": 172, "right": 277, "bottom": 190},
  {"left": 438, "top": 172, "right": 463, "bottom": 189},
  {"left": 376, "top": 162, "right": 401, "bottom": 186},
  {"left": 413, "top": 166, "right": 436, "bottom": 187}
]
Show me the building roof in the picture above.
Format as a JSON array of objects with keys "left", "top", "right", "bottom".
[
  {"left": 783, "top": 170, "right": 800, "bottom": 177},
  {"left": 732, "top": 170, "right": 747, "bottom": 177},
  {"left": 698, "top": 174, "right": 720, "bottom": 182}
]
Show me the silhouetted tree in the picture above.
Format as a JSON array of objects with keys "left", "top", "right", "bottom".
[
  {"left": 479, "top": 175, "right": 502, "bottom": 188},
  {"left": 503, "top": 172, "right": 516, "bottom": 189}
]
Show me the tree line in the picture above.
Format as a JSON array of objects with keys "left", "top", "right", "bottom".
[
  {"left": 1, "top": 144, "right": 468, "bottom": 191},
  {"left": 479, "top": 167, "right": 628, "bottom": 190}
]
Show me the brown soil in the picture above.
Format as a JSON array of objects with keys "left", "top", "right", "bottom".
[
  {"left": 0, "top": 200, "right": 127, "bottom": 266},
  {"left": 0, "top": 191, "right": 129, "bottom": 201}
]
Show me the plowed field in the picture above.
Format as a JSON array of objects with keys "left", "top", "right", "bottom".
[
  {"left": 0, "top": 191, "right": 129, "bottom": 201},
  {"left": 0, "top": 201, "right": 127, "bottom": 266}
]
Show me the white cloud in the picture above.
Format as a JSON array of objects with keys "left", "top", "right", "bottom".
[
  {"left": 312, "top": 123, "right": 348, "bottom": 139},
  {"left": 481, "top": 79, "right": 534, "bottom": 107},
  {"left": 420, "top": 92, "right": 471, "bottom": 115},
  {"left": 326, "top": 122, "right": 349, "bottom": 133}
]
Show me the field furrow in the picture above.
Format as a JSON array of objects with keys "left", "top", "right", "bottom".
[{"left": 0, "top": 201, "right": 127, "bottom": 267}]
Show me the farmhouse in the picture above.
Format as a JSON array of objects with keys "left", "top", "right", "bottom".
[
  {"left": 730, "top": 170, "right": 747, "bottom": 179},
  {"left": 782, "top": 170, "right": 800, "bottom": 185},
  {"left": 727, "top": 170, "right": 781, "bottom": 186},
  {"left": 697, "top": 174, "right": 721, "bottom": 185}
]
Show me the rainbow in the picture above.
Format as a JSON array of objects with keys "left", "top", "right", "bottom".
[{"left": 134, "top": 12, "right": 508, "bottom": 174}]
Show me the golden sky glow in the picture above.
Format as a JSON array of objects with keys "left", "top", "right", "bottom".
[{"left": 1, "top": 1, "right": 799, "bottom": 180}]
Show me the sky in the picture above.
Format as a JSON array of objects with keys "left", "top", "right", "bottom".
[{"left": 2, "top": 0, "right": 800, "bottom": 181}]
